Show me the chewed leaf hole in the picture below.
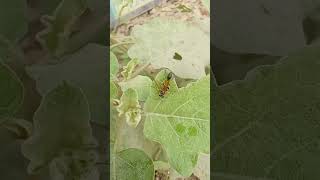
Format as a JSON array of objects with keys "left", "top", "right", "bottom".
[{"left": 173, "top": 52, "right": 182, "bottom": 61}]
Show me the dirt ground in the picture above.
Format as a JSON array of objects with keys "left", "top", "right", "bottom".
[{"left": 114, "top": 0, "right": 209, "bottom": 36}]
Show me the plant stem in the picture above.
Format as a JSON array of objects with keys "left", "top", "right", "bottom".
[
  {"left": 130, "top": 63, "right": 150, "bottom": 79},
  {"left": 153, "top": 145, "right": 162, "bottom": 160},
  {"left": 110, "top": 41, "right": 135, "bottom": 49},
  {"left": 113, "top": 2, "right": 130, "bottom": 33}
]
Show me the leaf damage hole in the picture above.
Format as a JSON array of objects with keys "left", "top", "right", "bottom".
[{"left": 173, "top": 52, "right": 182, "bottom": 61}]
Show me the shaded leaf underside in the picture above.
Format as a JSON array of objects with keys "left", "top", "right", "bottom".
[{"left": 213, "top": 45, "right": 320, "bottom": 180}]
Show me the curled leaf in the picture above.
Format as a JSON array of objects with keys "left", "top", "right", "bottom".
[
  {"left": 36, "top": 0, "right": 88, "bottom": 57},
  {"left": 117, "top": 88, "right": 142, "bottom": 128},
  {"left": 21, "top": 82, "right": 97, "bottom": 174},
  {"left": 121, "top": 58, "right": 139, "bottom": 80}
]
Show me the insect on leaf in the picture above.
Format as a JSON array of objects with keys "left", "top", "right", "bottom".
[
  {"left": 144, "top": 72, "right": 210, "bottom": 176},
  {"left": 150, "top": 70, "right": 179, "bottom": 99}
]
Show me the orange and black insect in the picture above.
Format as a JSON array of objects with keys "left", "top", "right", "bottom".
[{"left": 155, "top": 72, "right": 173, "bottom": 98}]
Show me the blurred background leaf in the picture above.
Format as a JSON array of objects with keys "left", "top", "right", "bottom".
[
  {"left": 0, "top": 61, "right": 23, "bottom": 118},
  {"left": 26, "top": 43, "right": 107, "bottom": 124},
  {"left": 21, "top": 82, "right": 98, "bottom": 177},
  {"left": 213, "top": 45, "right": 320, "bottom": 179}
]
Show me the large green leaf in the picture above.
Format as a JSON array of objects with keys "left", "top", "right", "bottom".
[
  {"left": 212, "top": 0, "right": 312, "bottom": 56},
  {"left": 114, "top": 148, "right": 154, "bottom": 180},
  {"left": 0, "top": 0, "right": 27, "bottom": 59},
  {"left": 0, "top": 127, "right": 30, "bottom": 179},
  {"left": 21, "top": 82, "right": 98, "bottom": 176},
  {"left": 0, "top": 61, "right": 23, "bottom": 118},
  {"left": 0, "top": 0, "right": 27, "bottom": 42},
  {"left": 128, "top": 17, "right": 210, "bottom": 79},
  {"left": 213, "top": 45, "right": 320, "bottom": 179},
  {"left": 26, "top": 43, "right": 107, "bottom": 124},
  {"left": 144, "top": 70, "right": 210, "bottom": 176}
]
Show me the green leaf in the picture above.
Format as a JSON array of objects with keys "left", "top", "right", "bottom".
[
  {"left": 49, "top": 149, "right": 99, "bottom": 180},
  {"left": 0, "top": 61, "right": 23, "bottom": 118},
  {"left": 110, "top": 81, "right": 118, "bottom": 100},
  {"left": 0, "top": 0, "right": 27, "bottom": 59},
  {"left": 26, "top": 43, "right": 107, "bottom": 124},
  {"left": 213, "top": 45, "right": 320, "bottom": 179},
  {"left": 0, "top": 0, "right": 27, "bottom": 42},
  {"left": 21, "top": 82, "right": 97, "bottom": 174},
  {"left": 113, "top": 109, "right": 161, "bottom": 159},
  {"left": 0, "top": 127, "right": 30, "bottom": 179},
  {"left": 115, "top": 148, "right": 154, "bottom": 180},
  {"left": 119, "top": 75, "right": 152, "bottom": 101},
  {"left": 144, "top": 72, "right": 210, "bottom": 176},
  {"left": 117, "top": 88, "right": 142, "bottom": 128},
  {"left": 149, "top": 69, "right": 179, "bottom": 99},
  {"left": 29, "top": 0, "right": 62, "bottom": 15},
  {"left": 128, "top": 17, "right": 209, "bottom": 79},
  {"left": 111, "top": 51, "right": 119, "bottom": 79},
  {"left": 213, "top": 0, "right": 307, "bottom": 56},
  {"left": 2, "top": 118, "right": 33, "bottom": 139},
  {"left": 86, "top": 0, "right": 107, "bottom": 16},
  {"left": 121, "top": 58, "right": 139, "bottom": 80},
  {"left": 154, "top": 161, "right": 170, "bottom": 170},
  {"left": 36, "top": 0, "right": 88, "bottom": 57}
]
